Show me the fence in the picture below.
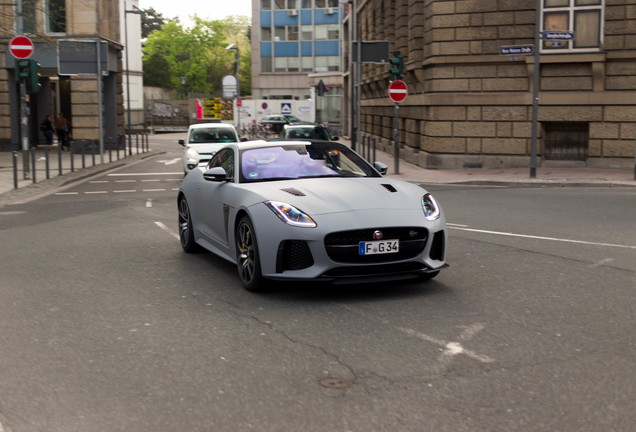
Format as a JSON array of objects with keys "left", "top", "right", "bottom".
[{"left": 10, "top": 132, "right": 150, "bottom": 190}]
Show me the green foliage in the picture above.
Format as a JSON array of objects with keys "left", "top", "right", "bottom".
[
  {"left": 141, "top": 7, "right": 173, "bottom": 39},
  {"left": 142, "top": 15, "right": 251, "bottom": 96}
]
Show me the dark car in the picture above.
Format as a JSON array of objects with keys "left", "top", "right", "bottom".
[
  {"left": 282, "top": 123, "right": 339, "bottom": 141},
  {"left": 260, "top": 115, "right": 302, "bottom": 133}
]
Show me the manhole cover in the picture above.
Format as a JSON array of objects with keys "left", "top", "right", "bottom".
[{"left": 320, "top": 378, "right": 353, "bottom": 389}]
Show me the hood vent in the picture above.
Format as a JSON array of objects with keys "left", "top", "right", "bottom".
[
  {"left": 281, "top": 187, "right": 306, "bottom": 197},
  {"left": 381, "top": 184, "right": 398, "bottom": 193}
]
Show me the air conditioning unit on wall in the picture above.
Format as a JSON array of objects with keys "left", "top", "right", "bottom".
[
  {"left": 325, "top": 7, "right": 335, "bottom": 14},
  {"left": 288, "top": 9, "right": 298, "bottom": 16}
]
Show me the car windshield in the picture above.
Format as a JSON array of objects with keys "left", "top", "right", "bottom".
[
  {"left": 189, "top": 127, "right": 237, "bottom": 143},
  {"left": 285, "top": 127, "right": 330, "bottom": 140},
  {"left": 239, "top": 143, "right": 379, "bottom": 182}
]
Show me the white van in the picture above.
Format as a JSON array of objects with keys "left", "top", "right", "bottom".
[{"left": 179, "top": 123, "right": 242, "bottom": 173}]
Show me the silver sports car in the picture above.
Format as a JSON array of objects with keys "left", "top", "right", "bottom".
[{"left": 178, "top": 140, "right": 448, "bottom": 291}]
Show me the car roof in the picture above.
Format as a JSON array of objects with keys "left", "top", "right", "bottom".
[
  {"left": 188, "top": 123, "right": 236, "bottom": 130},
  {"left": 221, "top": 139, "right": 338, "bottom": 151}
]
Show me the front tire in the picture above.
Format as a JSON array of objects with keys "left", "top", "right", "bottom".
[
  {"left": 178, "top": 197, "right": 199, "bottom": 253},
  {"left": 236, "top": 216, "right": 265, "bottom": 292}
]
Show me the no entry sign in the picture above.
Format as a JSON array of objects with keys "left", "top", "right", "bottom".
[
  {"left": 388, "top": 80, "right": 408, "bottom": 103},
  {"left": 9, "top": 35, "right": 34, "bottom": 59}
]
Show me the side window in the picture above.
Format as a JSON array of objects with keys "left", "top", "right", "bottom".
[{"left": 208, "top": 149, "right": 235, "bottom": 180}]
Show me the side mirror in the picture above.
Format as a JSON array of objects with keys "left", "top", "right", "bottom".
[
  {"left": 179, "top": 139, "right": 185, "bottom": 147},
  {"left": 203, "top": 167, "right": 229, "bottom": 182},
  {"left": 331, "top": 136, "right": 339, "bottom": 141},
  {"left": 240, "top": 137, "right": 248, "bottom": 142},
  {"left": 373, "top": 161, "right": 388, "bottom": 175}
]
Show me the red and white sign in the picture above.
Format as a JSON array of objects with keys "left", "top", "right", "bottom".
[
  {"left": 388, "top": 80, "right": 408, "bottom": 103},
  {"left": 9, "top": 35, "right": 34, "bottom": 59}
]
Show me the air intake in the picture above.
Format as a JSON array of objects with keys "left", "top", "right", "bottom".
[
  {"left": 380, "top": 184, "right": 397, "bottom": 193},
  {"left": 281, "top": 187, "right": 306, "bottom": 196}
]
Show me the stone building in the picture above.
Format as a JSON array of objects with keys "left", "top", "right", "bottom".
[
  {"left": 343, "top": 0, "right": 635, "bottom": 169},
  {"left": 0, "top": 0, "right": 141, "bottom": 149}
]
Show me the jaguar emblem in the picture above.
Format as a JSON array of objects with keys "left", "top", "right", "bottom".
[{"left": 373, "top": 230, "right": 383, "bottom": 240}]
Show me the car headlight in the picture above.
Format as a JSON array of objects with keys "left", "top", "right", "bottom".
[
  {"left": 422, "top": 193, "right": 441, "bottom": 221},
  {"left": 265, "top": 201, "right": 317, "bottom": 228},
  {"left": 186, "top": 147, "right": 199, "bottom": 157}
]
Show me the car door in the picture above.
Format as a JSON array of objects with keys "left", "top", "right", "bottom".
[{"left": 197, "top": 148, "right": 236, "bottom": 252}]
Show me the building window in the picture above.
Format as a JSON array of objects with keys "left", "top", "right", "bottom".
[
  {"left": 46, "top": 0, "right": 67, "bottom": 33},
  {"left": 261, "top": 56, "right": 273, "bottom": 72},
  {"left": 302, "top": 57, "right": 313, "bottom": 72},
  {"left": 274, "top": 26, "right": 287, "bottom": 41},
  {"left": 542, "top": 0, "right": 602, "bottom": 51},
  {"left": 261, "top": 0, "right": 271, "bottom": 10},
  {"left": 301, "top": 25, "right": 313, "bottom": 40},
  {"left": 301, "top": 0, "right": 312, "bottom": 8},
  {"left": 262, "top": 27, "right": 272, "bottom": 41},
  {"left": 287, "top": 0, "right": 300, "bottom": 8},
  {"left": 327, "top": 0, "right": 339, "bottom": 6},
  {"left": 274, "top": 0, "right": 285, "bottom": 9},
  {"left": 315, "top": 0, "right": 326, "bottom": 7},
  {"left": 288, "top": 25, "right": 299, "bottom": 41},
  {"left": 23, "top": 0, "right": 37, "bottom": 33}
]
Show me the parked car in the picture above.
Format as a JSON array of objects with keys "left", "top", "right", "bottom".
[
  {"left": 178, "top": 140, "right": 448, "bottom": 291},
  {"left": 282, "top": 123, "right": 339, "bottom": 141},
  {"left": 259, "top": 114, "right": 302, "bottom": 133},
  {"left": 178, "top": 123, "right": 243, "bottom": 173}
]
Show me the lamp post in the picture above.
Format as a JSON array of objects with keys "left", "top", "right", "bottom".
[
  {"left": 226, "top": 44, "right": 240, "bottom": 132},
  {"left": 124, "top": 1, "right": 143, "bottom": 156}
]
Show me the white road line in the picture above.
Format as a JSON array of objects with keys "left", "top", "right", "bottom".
[
  {"left": 142, "top": 189, "right": 166, "bottom": 192},
  {"left": 55, "top": 192, "right": 78, "bottom": 195},
  {"left": 449, "top": 226, "right": 636, "bottom": 250},
  {"left": 154, "top": 221, "right": 180, "bottom": 240},
  {"left": 146, "top": 199, "right": 153, "bottom": 208},
  {"left": 141, "top": 179, "right": 161, "bottom": 182},
  {"left": 85, "top": 191, "right": 108, "bottom": 194},
  {"left": 89, "top": 180, "right": 108, "bottom": 183},
  {"left": 113, "top": 190, "right": 137, "bottom": 193},
  {"left": 115, "top": 179, "right": 136, "bottom": 183},
  {"left": 108, "top": 172, "right": 182, "bottom": 176}
]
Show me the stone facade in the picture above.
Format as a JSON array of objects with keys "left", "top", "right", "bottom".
[
  {"left": 0, "top": 0, "right": 125, "bottom": 149},
  {"left": 347, "top": 0, "right": 636, "bottom": 169}
]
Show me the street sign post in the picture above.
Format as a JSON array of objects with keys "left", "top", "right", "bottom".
[
  {"left": 388, "top": 80, "right": 408, "bottom": 174},
  {"left": 9, "top": 35, "right": 35, "bottom": 179},
  {"left": 9, "top": 35, "right": 34, "bottom": 59},
  {"left": 388, "top": 80, "right": 408, "bottom": 103}
]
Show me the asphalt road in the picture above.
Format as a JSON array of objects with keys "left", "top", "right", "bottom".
[{"left": 0, "top": 134, "right": 634, "bottom": 431}]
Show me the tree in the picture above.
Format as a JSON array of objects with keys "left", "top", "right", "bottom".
[
  {"left": 142, "top": 15, "right": 251, "bottom": 96},
  {"left": 140, "top": 7, "right": 173, "bottom": 39}
]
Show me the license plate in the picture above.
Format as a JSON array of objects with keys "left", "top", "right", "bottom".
[{"left": 359, "top": 239, "right": 399, "bottom": 255}]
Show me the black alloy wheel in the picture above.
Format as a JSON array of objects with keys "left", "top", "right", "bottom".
[
  {"left": 236, "top": 216, "right": 265, "bottom": 291},
  {"left": 178, "top": 197, "right": 199, "bottom": 253}
]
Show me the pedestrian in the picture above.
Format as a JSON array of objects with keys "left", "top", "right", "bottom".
[
  {"left": 40, "top": 115, "right": 54, "bottom": 146},
  {"left": 56, "top": 113, "right": 71, "bottom": 150}
]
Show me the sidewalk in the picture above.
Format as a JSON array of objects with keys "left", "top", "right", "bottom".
[{"left": 1, "top": 137, "right": 634, "bottom": 206}]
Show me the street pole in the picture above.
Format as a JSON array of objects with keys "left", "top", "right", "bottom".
[
  {"left": 16, "top": 0, "right": 30, "bottom": 179},
  {"left": 351, "top": 0, "right": 358, "bottom": 152},
  {"left": 394, "top": 102, "right": 399, "bottom": 174},
  {"left": 530, "top": 0, "right": 541, "bottom": 179}
]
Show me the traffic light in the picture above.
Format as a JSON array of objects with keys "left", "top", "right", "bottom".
[
  {"left": 15, "top": 59, "right": 41, "bottom": 94},
  {"left": 389, "top": 51, "right": 404, "bottom": 81}
]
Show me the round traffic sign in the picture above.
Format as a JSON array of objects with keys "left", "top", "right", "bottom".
[
  {"left": 388, "top": 80, "right": 408, "bottom": 103},
  {"left": 9, "top": 35, "right": 34, "bottom": 59}
]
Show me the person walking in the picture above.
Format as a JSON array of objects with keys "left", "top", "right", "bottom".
[
  {"left": 40, "top": 115, "right": 54, "bottom": 146},
  {"left": 56, "top": 113, "right": 71, "bottom": 150}
]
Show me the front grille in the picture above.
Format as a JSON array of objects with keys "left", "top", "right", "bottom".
[
  {"left": 324, "top": 227, "right": 428, "bottom": 263},
  {"left": 276, "top": 240, "right": 314, "bottom": 272},
  {"left": 429, "top": 230, "right": 445, "bottom": 261},
  {"left": 322, "top": 262, "right": 426, "bottom": 278}
]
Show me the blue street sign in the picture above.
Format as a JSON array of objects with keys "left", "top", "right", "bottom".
[
  {"left": 500, "top": 45, "right": 534, "bottom": 56},
  {"left": 281, "top": 103, "right": 292, "bottom": 115},
  {"left": 542, "top": 31, "right": 575, "bottom": 40}
]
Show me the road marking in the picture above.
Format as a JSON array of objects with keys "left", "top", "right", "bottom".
[
  {"left": 449, "top": 226, "right": 636, "bottom": 250},
  {"left": 85, "top": 191, "right": 108, "bottom": 194},
  {"left": 108, "top": 172, "right": 182, "bottom": 176},
  {"left": 55, "top": 192, "right": 78, "bottom": 195},
  {"left": 115, "top": 179, "right": 136, "bottom": 183},
  {"left": 142, "top": 189, "right": 166, "bottom": 192},
  {"left": 146, "top": 199, "right": 153, "bottom": 208},
  {"left": 113, "top": 190, "right": 136, "bottom": 193},
  {"left": 89, "top": 180, "right": 108, "bottom": 184},
  {"left": 157, "top": 158, "right": 182, "bottom": 165},
  {"left": 141, "top": 179, "right": 161, "bottom": 182},
  {"left": 154, "top": 221, "right": 179, "bottom": 240}
]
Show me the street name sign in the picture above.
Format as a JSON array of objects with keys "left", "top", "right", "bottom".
[
  {"left": 500, "top": 45, "right": 534, "bottom": 56},
  {"left": 9, "top": 35, "right": 34, "bottom": 59},
  {"left": 542, "top": 31, "right": 575, "bottom": 40},
  {"left": 388, "top": 80, "right": 408, "bottom": 103}
]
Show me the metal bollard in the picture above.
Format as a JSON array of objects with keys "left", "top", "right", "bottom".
[
  {"left": 45, "top": 147, "right": 50, "bottom": 179},
  {"left": 136, "top": 133, "right": 139, "bottom": 153},
  {"left": 70, "top": 143, "right": 75, "bottom": 172},
  {"left": 91, "top": 141, "right": 96, "bottom": 166},
  {"left": 81, "top": 144, "right": 86, "bottom": 169},
  {"left": 30, "top": 148, "right": 36, "bottom": 184},
  {"left": 13, "top": 151, "right": 18, "bottom": 189},
  {"left": 58, "top": 144, "right": 62, "bottom": 175}
]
